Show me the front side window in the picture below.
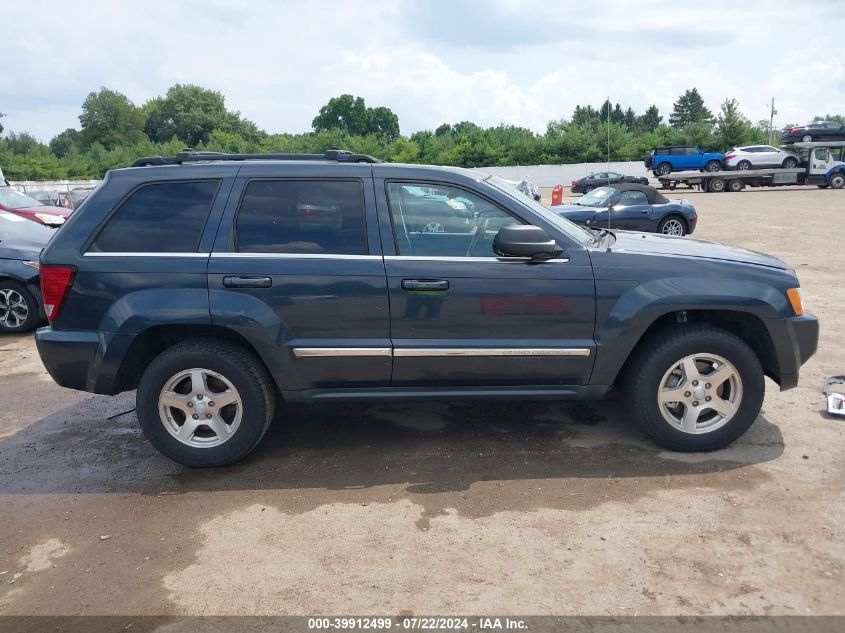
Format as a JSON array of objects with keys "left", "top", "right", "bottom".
[
  {"left": 387, "top": 182, "right": 521, "bottom": 257},
  {"left": 90, "top": 180, "right": 219, "bottom": 253},
  {"left": 686, "top": 147, "right": 699, "bottom": 155},
  {"left": 236, "top": 180, "right": 366, "bottom": 254},
  {"left": 814, "top": 148, "right": 829, "bottom": 161},
  {"left": 615, "top": 191, "right": 648, "bottom": 206},
  {"left": 670, "top": 147, "right": 685, "bottom": 155}
]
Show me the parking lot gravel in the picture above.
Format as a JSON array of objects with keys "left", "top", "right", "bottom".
[{"left": 0, "top": 186, "right": 843, "bottom": 617}]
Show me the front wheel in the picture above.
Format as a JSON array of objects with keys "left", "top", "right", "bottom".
[
  {"left": 0, "top": 281, "right": 40, "bottom": 334},
  {"left": 705, "top": 160, "right": 722, "bottom": 172},
  {"left": 136, "top": 339, "right": 275, "bottom": 467},
  {"left": 829, "top": 173, "right": 845, "bottom": 189},
  {"left": 625, "top": 325, "right": 764, "bottom": 451}
]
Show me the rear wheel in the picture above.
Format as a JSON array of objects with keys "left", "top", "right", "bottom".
[
  {"left": 736, "top": 160, "right": 752, "bottom": 171},
  {"left": 136, "top": 339, "right": 275, "bottom": 467},
  {"left": 657, "top": 215, "right": 687, "bottom": 236},
  {"left": 705, "top": 160, "right": 722, "bottom": 172},
  {"left": 829, "top": 173, "right": 845, "bottom": 189},
  {"left": 0, "top": 281, "right": 39, "bottom": 334},
  {"left": 625, "top": 325, "right": 764, "bottom": 452},
  {"left": 655, "top": 162, "right": 672, "bottom": 176},
  {"left": 583, "top": 185, "right": 595, "bottom": 193},
  {"left": 708, "top": 177, "right": 726, "bottom": 192},
  {"left": 782, "top": 157, "right": 798, "bottom": 169},
  {"left": 728, "top": 179, "right": 745, "bottom": 192},
  {"left": 801, "top": 134, "right": 813, "bottom": 142}
]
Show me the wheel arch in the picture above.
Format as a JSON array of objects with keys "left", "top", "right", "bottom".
[{"left": 113, "top": 324, "right": 279, "bottom": 397}]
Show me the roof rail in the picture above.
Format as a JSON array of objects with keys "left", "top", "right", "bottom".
[{"left": 130, "top": 148, "right": 383, "bottom": 168}]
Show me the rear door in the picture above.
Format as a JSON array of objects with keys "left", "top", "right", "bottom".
[
  {"left": 373, "top": 173, "right": 596, "bottom": 387},
  {"left": 208, "top": 163, "right": 391, "bottom": 392}
]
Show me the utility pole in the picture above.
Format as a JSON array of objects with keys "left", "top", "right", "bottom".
[{"left": 769, "top": 98, "right": 777, "bottom": 146}]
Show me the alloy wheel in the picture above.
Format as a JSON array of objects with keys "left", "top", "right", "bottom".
[
  {"left": 0, "top": 288, "right": 28, "bottom": 330},
  {"left": 661, "top": 219, "right": 685, "bottom": 236},
  {"left": 657, "top": 353, "right": 743, "bottom": 434},
  {"left": 158, "top": 368, "right": 243, "bottom": 448}
]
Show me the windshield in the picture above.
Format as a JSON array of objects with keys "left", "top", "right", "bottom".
[
  {"left": 483, "top": 176, "right": 594, "bottom": 246},
  {"left": 0, "top": 188, "right": 42, "bottom": 210},
  {"left": 0, "top": 210, "right": 55, "bottom": 243},
  {"left": 574, "top": 186, "right": 616, "bottom": 207}
]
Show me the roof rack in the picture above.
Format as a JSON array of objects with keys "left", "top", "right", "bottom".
[{"left": 131, "top": 148, "right": 383, "bottom": 168}]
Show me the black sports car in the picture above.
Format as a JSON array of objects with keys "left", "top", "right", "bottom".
[
  {"left": 550, "top": 183, "right": 697, "bottom": 236},
  {"left": 570, "top": 171, "right": 650, "bottom": 193},
  {"left": 0, "top": 209, "right": 53, "bottom": 333},
  {"left": 782, "top": 121, "right": 845, "bottom": 144}
]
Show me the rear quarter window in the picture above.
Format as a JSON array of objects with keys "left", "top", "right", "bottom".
[{"left": 89, "top": 180, "right": 219, "bottom": 253}]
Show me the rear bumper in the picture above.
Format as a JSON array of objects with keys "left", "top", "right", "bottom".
[
  {"left": 35, "top": 327, "right": 133, "bottom": 394},
  {"left": 766, "top": 313, "right": 819, "bottom": 390}
]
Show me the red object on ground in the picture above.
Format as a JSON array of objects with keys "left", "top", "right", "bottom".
[{"left": 551, "top": 184, "right": 563, "bottom": 206}]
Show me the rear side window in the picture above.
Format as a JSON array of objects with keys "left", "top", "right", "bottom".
[
  {"left": 90, "top": 181, "right": 219, "bottom": 252},
  {"left": 236, "top": 179, "right": 366, "bottom": 254},
  {"left": 670, "top": 147, "right": 685, "bottom": 155}
]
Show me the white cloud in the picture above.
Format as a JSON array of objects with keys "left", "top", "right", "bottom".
[{"left": 1, "top": 0, "right": 843, "bottom": 142}]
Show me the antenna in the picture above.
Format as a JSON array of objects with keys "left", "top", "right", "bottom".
[
  {"left": 608, "top": 95, "right": 611, "bottom": 230},
  {"left": 768, "top": 98, "right": 777, "bottom": 146}
]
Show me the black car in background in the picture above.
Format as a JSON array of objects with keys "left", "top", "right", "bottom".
[
  {"left": 0, "top": 210, "right": 53, "bottom": 333},
  {"left": 782, "top": 121, "right": 845, "bottom": 143},
  {"left": 550, "top": 183, "right": 697, "bottom": 236},
  {"left": 571, "top": 171, "right": 649, "bottom": 193}
]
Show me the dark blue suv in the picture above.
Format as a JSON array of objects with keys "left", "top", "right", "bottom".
[{"left": 35, "top": 150, "right": 818, "bottom": 467}]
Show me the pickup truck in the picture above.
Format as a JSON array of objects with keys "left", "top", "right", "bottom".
[{"left": 645, "top": 146, "right": 724, "bottom": 176}]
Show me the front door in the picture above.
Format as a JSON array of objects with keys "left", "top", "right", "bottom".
[
  {"left": 208, "top": 166, "right": 391, "bottom": 392},
  {"left": 594, "top": 190, "right": 651, "bottom": 231},
  {"left": 375, "top": 178, "right": 596, "bottom": 387}
]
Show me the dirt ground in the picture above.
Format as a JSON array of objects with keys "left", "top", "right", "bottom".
[{"left": 0, "top": 186, "right": 843, "bottom": 619}]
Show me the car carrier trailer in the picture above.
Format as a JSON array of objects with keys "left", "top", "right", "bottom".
[{"left": 656, "top": 141, "right": 845, "bottom": 192}]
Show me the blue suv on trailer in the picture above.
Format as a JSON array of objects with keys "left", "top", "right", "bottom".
[{"left": 36, "top": 150, "right": 818, "bottom": 467}]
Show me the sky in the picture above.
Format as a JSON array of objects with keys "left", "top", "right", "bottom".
[{"left": 3, "top": 0, "right": 844, "bottom": 143}]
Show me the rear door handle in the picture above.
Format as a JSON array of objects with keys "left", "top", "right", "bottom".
[
  {"left": 401, "top": 279, "right": 449, "bottom": 292},
  {"left": 223, "top": 276, "right": 272, "bottom": 288}
]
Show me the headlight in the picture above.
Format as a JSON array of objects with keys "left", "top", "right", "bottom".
[
  {"left": 34, "top": 213, "right": 65, "bottom": 225},
  {"left": 787, "top": 288, "right": 804, "bottom": 316}
]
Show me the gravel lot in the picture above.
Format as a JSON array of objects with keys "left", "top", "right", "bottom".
[{"left": 0, "top": 186, "right": 843, "bottom": 618}]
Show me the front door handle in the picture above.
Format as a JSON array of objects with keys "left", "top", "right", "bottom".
[
  {"left": 401, "top": 279, "right": 449, "bottom": 292},
  {"left": 223, "top": 276, "right": 272, "bottom": 288}
]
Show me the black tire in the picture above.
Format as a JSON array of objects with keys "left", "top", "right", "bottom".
[
  {"left": 736, "top": 160, "right": 752, "bottom": 171},
  {"left": 136, "top": 339, "right": 275, "bottom": 467},
  {"left": 657, "top": 215, "right": 687, "bottom": 236},
  {"left": 0, "top": 280, "right": 40, "bottom": 334},
  {"left": 801, "top": 134, "right": 813, "bottom": 143},
  {"left": 583, "top": 185, "right": 595, "bottom": 193},
  {"left": 655, "top": 162, "right": 672, "bottom": 176},
  {"left": 708, "top": 177, "right": 726, "bottom": 192},
  {"left": 782, "top": 157, "right": 798, "bottom": 169},
  {"left": 728, "top": 179, "right": 744, "bottom": 192},
  {"left": 829, "top": 173, "right": 845, "bottom": 189},
  {"left": 625, "top": 325, "right": 764, "bottom": 452},
  {"left": 704, "top": 160, "right": 722, "bottom": 172}
]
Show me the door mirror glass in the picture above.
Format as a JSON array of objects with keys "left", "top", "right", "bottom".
[{"left": 493, "top": 225, "right": 563, "bottom": 260}]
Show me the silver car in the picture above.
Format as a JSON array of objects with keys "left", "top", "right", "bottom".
[{"left": 724, "top": 145, "right": 800, "bottom": 170}]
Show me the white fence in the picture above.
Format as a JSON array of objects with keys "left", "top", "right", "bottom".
[{"left": 8, "top": 160, "right": 650, "bottom": 195}]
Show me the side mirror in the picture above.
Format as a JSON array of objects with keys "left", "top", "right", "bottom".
[{"left": 493, "top": 225, "right": 563, "bottom": 261}]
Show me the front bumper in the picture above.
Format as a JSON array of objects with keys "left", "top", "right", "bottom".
[{"left": 767, "top": 313, "right": 819, "bottom": 390}]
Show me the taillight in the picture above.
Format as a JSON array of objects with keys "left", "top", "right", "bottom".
[
  {"left": 725, "top": 154, "right": 736, "bottom": 160},
  {"left": 571, "top": 180, "right": 578, "bottom": 186},
  {"left": 39, "top": 265, "right": 76, "bottom": 321},
  {"left": 790, "top": 127, "right": 799, "bottom": 134}
]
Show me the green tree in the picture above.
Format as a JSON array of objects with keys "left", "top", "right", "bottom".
[
  {"left": 639, "top": 105, "right": 662, "bottom": 132},
  {"left": 312, "top": 94, "right": 370, "bottom": 136},
  {"left": 143, "top": 84, "right": 251, "bottom": 147},
  {"left": 716, "top": 98, "right": 763, "bottom": 149},
  {"left": 0, "top": 112, "right": 4, "bottom": 135},
  {"left": 813, "top": 114, "right": 845, "bottom": 126},
  {"left": 49, "top": 128, "right": 82, "bottom": 158},
  {"left": 669, "top": 88, "right": 714, "bottom": 128},
  {"left": 367, "top": 106, "right": 400, "bottom": 141},
  {"left": 79, "top": 87, "right": 146, "bottom": 150}
]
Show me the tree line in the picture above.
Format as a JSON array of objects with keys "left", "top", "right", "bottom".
[{"left": 0, "top": 86, "right": 840, "bottom": 181}]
